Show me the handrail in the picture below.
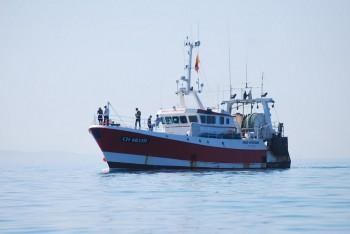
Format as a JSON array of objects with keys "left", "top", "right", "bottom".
[
  {"left": 93, "top": 114, "right": 165, "bottom": 132},
  {"left": 92, "top": 113, "right": 279, "bottom": 139}
]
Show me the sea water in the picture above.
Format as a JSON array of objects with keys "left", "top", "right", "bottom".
[{"left": 0, "top": 152, "right": 349, "bottom": 233}]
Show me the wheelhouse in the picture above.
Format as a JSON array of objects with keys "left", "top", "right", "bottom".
[{"left": 157, "top": 108, "right": 239, "bottom": 138}]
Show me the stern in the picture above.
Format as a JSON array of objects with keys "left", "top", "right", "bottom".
[{"left": 267, "top": 135, "right": 291, "bottom": 168}]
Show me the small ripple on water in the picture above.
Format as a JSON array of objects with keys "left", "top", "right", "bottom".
[{"left": 1, "top": 154, "right": 350, "bottom": 233}]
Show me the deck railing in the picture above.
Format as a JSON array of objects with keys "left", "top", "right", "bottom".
[
  {"left": 93, "top": 114, "right": 281, "bottom": 139},
  {"left": 93, "top": 114, "right": 165, "bottom": 132}
]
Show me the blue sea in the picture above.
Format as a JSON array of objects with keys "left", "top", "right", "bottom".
[{"left": 1, "top": 152, "right": 350, "bottom": 233}]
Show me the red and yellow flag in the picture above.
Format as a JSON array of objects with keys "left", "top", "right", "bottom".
[{"left": 195, "top": 54, "right": 200, "bottom": 72}]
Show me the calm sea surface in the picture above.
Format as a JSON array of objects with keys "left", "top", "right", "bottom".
[{"left": 1, "top": 152, "right": 349, "bottom": 233}]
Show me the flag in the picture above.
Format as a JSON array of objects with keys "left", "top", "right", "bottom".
[{"left": 195, "top": 54, "right": 200, "bottom": 72}]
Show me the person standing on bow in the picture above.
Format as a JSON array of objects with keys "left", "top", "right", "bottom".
[
  {"left": 135, "top": 108, "right": 141, "bottom": 129},
  {"left": 103, "top": 105, "right": 110, "bottom": 126},
  {"left": 97, "top": 107, "right": 103, "bottom": 125}
]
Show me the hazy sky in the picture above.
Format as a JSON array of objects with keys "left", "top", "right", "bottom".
[{"left": 1, "top": 0, "right": 349, "bottom": 162}]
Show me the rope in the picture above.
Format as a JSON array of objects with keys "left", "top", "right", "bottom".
[
  {"left": 106, "top": 103, "right": 151, "bottom": 129},
  {"left": 108, "top": 102, "right": 126, "bottom": 125}
]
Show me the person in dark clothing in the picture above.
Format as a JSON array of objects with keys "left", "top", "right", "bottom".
[
  {"left": 104, "top": 105, "right": 110, "bottom": 126},
  {"left": 135, "top": 108, "right": 141, "bottom": 129},
  {"left": 147, "top": 115, "right": 153, "bottom": 131},
  {"left": 97, "top": 107, "right": 103, "bottom": 125}
]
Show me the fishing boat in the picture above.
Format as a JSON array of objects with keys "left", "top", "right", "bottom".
[{"left": 89, "top": 37, "right": 291, "bottom": 169}]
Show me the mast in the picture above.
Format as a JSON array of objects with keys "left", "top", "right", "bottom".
[
  {"left": 186, "top": 39, "right": 193, "bottom": 92},
  {"left": 184, "top": 37, "right": 200, "bottom": 94},
  {"left": 176, "top": 37, "right": 203, "bottom": 109}
]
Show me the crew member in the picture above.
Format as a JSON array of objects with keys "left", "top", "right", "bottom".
[
  {"left": 104, "top": 105, "right": 110, "bottom": 126},
  {"left": 155, "top": 114, "right": 161, "bottom": 128},
  {"left": 135, "top": 108, "right": 141, "bottom": 129},
  {"left": 147, "top": 115, "right": 153, "bottom": 131},
  {"left": 97, "top": 107, "right": 103, "bottom": 125}
]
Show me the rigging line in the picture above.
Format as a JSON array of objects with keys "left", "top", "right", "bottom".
[
  {"left": 204, "top": 86, "right": 260, "bottom": 94},
  {"left": 198, "top": 67, "right": 210, "bottom": 101},
  {"left": 109, "top": 102, "right": 126, "bottom": 125}
]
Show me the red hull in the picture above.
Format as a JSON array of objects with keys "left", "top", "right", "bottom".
[{"left": 90, "top": 126, "right": 267, "bottom": 169}]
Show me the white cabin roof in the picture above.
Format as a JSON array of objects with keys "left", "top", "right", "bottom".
[{"left": 157, "top": 107, "right": 231, "bottom": 117}]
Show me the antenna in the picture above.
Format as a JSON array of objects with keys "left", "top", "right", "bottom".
[
  {"left": 180, "top": 37, "right": 200, "bottom": 95},
  {"left": 245, "top": 63, "right": 248, "bottom": 88},
  {"left": 261, "top": 72, "right": 264, "bottom": 96},
  {"left": 196, "top": 23, "right": 200, "bottom": 41},
  {"left": 228, "top": 29, "right": 232, "bottom": 98}
]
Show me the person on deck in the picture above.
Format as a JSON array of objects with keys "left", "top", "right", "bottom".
[
  {"left": 155, "top": 114, "right": 161, "bottom": 128},
  {"left": 103, "top": 105, "right": 109, "bottom": 126},
  {"left": 97, "top": 107, "right": 103, "bottom": 125},
  {"left": 135, "top": 108, "right": 141, "bottom": 129},
  {"left": 147, "top": 115, "right": 153, "bottom": 131}
]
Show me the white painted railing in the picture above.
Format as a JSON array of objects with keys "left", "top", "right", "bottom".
[{"left": 93, "top": 114, "right": 165, "bottom": 132}]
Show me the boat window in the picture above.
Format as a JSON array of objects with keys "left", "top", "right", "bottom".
[
  {"left": 165, "top": 116, "right": 173, "bottom": 124},
  {"left": 180, "top": 116, "right": 188, "bottom": 123},
  {"left": 226, "top": 118, "right": 230, "bottom": 124},
  {"left": 189, "top": 115, "right": 198, "bottom": 123},
  {"left": 220, "top": 116, "right": 224, "bottom": 125},
  {"left": 207, "top": 116, "right": 216, "bottom": 124},
  {"left": 200, "top": 115, "right": 207, "bottom": 124},
  {"left": 172, "top": 116, "right": 179, "bottom": 124}
]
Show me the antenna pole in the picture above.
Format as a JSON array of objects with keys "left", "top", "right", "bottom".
[
  {"left": 187, "top": 43, "right": 193, "bottom": 92},
  {"left": 197, "top": 23, "right": 200, "bottom": 41},
  {"left": 245, "top": 63, "right": 248, "bottom": 88},
  {"left": 183, "top": 37, "right": 200, "bottom": 94},
  {"left": 196, "top": 24, "right": 200, "bottom": 92},
  {"left": 228, "top": 34, "right": 232, "bottom": 98},
  {"left": 261, "top": 72, "right": 264, "bottom": 96}
]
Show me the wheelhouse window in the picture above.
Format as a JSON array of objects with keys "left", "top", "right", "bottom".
[
  {"left": 189, "top": 115, "right": 198, "bottom": 123},
  {"left": 165, "top": 116, "right": 173, "bottom": 124},
  {"left": 226, "top": 118, "right": 230, "bottom": 125},
  {"left": 180, "top": 116, "right": 188, "bottom": 124},
  {"left": 207, "top": 116, "right": 216, "bottom": 124},
  {"left": 172, "top": 116, "right": 179, "bottom": 124},
  {"left": 200, "top": 115, "right": 206, "bottom": 124},
  {"left": 220, "top": 116, "right": 224, "bottom": 125},
  {"left": 200, "top": 115, "right": 216, "bottom": 124}
]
